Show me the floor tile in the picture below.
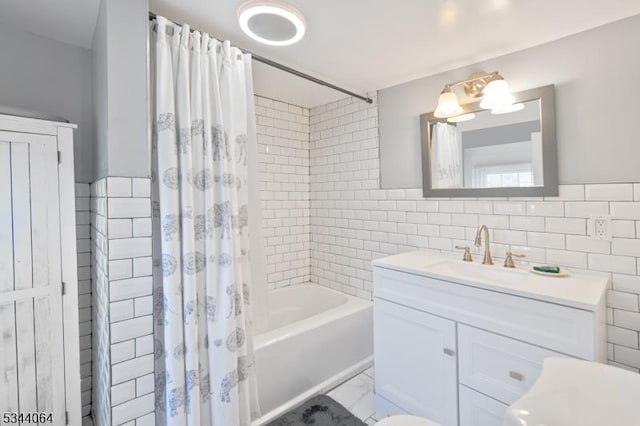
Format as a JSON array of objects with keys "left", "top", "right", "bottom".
[
  {"left": 327, "top": 369, "right": 376, "bottom": 422},
  {"left": 363, "top": 366, "right": 375, "bottom": 379},
  {"left": 350, "top": 389, "right": 375, "bottom": 421}
]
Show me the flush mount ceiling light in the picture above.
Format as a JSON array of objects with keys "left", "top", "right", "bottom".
[
  {"left": 238, "top": 1, "right": 306, "bottom": 46},
  {"left": 433, "top": 71, "right": 517, "bottom": 119}
]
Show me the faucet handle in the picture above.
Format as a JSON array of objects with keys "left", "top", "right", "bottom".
[
  {"left": 455, "top": 245, "right": 473, "bottom": 262},
  {"left": 504, "top": 251, "right": 526, "bottom": 268}
]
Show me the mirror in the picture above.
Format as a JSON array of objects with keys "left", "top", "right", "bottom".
[{"left": 420, "top": 85, "right": 557, "bottom": 197}]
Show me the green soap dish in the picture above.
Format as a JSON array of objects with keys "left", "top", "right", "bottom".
[
  {"left": 533, "top": 265, "right": 560, "bottom": 274},
  {"left": 530, "top": 265, "right": 570, "bottom": 277}
]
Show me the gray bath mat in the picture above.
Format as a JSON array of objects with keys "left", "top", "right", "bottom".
[{"left": 265, "top": 394, "right": 367, "bottom": 426}]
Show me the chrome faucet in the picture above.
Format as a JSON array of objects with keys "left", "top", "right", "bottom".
[{"left": 474, "top": 225, "right": 493, "bottom": 265}]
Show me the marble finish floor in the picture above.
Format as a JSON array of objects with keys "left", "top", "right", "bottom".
[{"left": 327, "top": 366, "right": 377, "bottom": 425}]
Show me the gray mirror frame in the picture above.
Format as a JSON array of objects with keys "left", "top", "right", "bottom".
[{"left": 420, "top": 84, "right": 558, "bottom": 198}]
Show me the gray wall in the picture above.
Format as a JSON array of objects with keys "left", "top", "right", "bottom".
[
  {"left": 93, "top": 0, "right": 108, "bottom": 180},
  {"left": 379, "top": 14, "right": 640, "bottom": 188},
  {"left": 0, "top": 23, "right": 94, "bottom": 182},
  {"left": 92, "top": 0, "right": 150, "bottom": 180}
]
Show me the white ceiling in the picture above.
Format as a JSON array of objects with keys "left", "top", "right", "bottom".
[
  {"left": 148, "top": 0, "right": 640, "bottom": 107},
  {"left": 0, "top": 0, "right": 100, "bottom": 49},
  {"left": 2, "top": 0, "right": 640, "bottom": 108}
]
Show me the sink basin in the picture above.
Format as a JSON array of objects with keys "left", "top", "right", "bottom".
[
  {"left": 504, "top": 358, "right": 640, "bottom": 426},
  {"left": 426, "top": 260, "right": 528, "bottom": 285}
]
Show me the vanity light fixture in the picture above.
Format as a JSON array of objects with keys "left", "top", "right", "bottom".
[
  {"left": 238, "top": 1, "right": 307, "bottom": 46},
  {"left": 433, "top": 71, "right": 518, "bottom": 119}
]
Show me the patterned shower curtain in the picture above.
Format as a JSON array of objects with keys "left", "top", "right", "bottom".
[{"left": 151, "top": 16, "right": 260, "bottom": 426}]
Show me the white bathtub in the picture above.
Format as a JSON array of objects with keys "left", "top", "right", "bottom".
[{"left": 252, "top": 284, "right": 373, "bottom": 425}]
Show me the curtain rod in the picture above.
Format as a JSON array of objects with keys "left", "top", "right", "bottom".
[{"left": 149, "top": 12, "right": 373, "bottom": 104}]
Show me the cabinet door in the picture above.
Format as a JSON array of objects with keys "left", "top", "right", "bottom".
[
  {"left": 0, "top": 132, "right": 66, "bottom": 423},
  {"left": 459, "top": 385, "right": 507, "bottom": 426},
  {"left": 374, "top": 298, "right": 458, "bottom": 426}
]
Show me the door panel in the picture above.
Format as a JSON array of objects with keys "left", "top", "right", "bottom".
[
  {"left": 0, "top": 133, "right": 65, "bottom": 423},
  {"left": 16, "top": 298, "right": 37, "bottom": 412},
  {"left": 374, "top": 298, "right": 458, "bottom": 426},
  {"left": 0, "top": 302, "right": 19, "bottom": 411},
  {"left": 459, "top": 385, "right": 507, "bottom": 426},
  {"left": 0, "top": 142, "right": 18, "bottom": 411}
]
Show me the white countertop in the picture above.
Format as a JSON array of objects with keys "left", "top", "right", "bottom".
[{"left": 373, "top": 251, "right": 609, "bottom": 311}]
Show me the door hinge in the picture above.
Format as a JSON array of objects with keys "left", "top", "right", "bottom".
[
  {"left": 61, "top": 281, "right": 66, "bottom": 296},
  {"left": 58, "top": 150, "right": 62, "bottom": 164},
  {"left": 65, "top": 411, "right": 69, "bottom": 425}
]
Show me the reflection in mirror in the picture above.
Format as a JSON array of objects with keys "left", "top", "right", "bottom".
[
  {"left": 421, "top": 85, "right": 557, "bottom": 198},
  {"left": 430, "top": 100, "right": 542, "bottom": 189}
]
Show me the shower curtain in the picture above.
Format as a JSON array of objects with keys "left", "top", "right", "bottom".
[
  {"left": 430, "top": 122, "right": 463, "bottom": 189},
  {"left": 151, "top": 16, "right": 262, "bottom": 426}
]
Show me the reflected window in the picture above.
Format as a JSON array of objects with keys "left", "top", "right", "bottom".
[{"left": 478, "top": 164, "right": 533, "bottom": 188}]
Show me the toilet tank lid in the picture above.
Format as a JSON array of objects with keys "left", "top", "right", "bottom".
[{"left": 504, "top": 358, "right": 640, "bottom": 426}]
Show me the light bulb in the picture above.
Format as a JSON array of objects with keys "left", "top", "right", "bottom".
[
  {"left": 480, "top": 78, "right": 515, "bottom": 110},
  {"left": 434, "top": 88, "right": 464, "bottom": 118}
]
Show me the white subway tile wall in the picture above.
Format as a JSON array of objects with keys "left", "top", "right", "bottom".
[
  {"left": 82, "top": 95, "right": 639, "bottom": 422},
  {"left": 256, "top": 96, "right": 311, "bottom": 290},
  {"left": 76, "top": 183, "right": 93, "bottom": 424},
  {"left": 91, "top": 177, "right": 155, "bottom": 426},
  {"left": 309, "top": 95, "right": 640, "bottom": 372},
  {"left": 91, "top": 178, "right": 111, "bottom": 426}
]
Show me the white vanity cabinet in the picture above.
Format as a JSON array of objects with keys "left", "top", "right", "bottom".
[{"left": 372, "top": 251, "right": 608, "bottom": 426}]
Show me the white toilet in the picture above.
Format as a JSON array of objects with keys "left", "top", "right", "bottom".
[
  {"left": 504, "top": 357, "right": 640, "bottom": 426},
  {"left": 375, "top": 415, "right": 440, "bottom": 426}
]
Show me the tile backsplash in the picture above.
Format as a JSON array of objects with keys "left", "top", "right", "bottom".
[{"left": 309, "top": 95, "right": 640, "bottom": 372}]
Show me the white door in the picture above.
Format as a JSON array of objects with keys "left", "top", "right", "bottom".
[
  {"left": 0, "top": 131, "right": 66, "bottom": 424},
  {"left": 374, "top": 298, "right": 458, "bottom": 426}
]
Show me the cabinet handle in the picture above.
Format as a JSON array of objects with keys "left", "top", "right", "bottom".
[
  {"left": 509, "top": 371, "right": 524, "bottom": 381},
  {"left": 443, "top": 348, "right": 456, "bottom": 356}
]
